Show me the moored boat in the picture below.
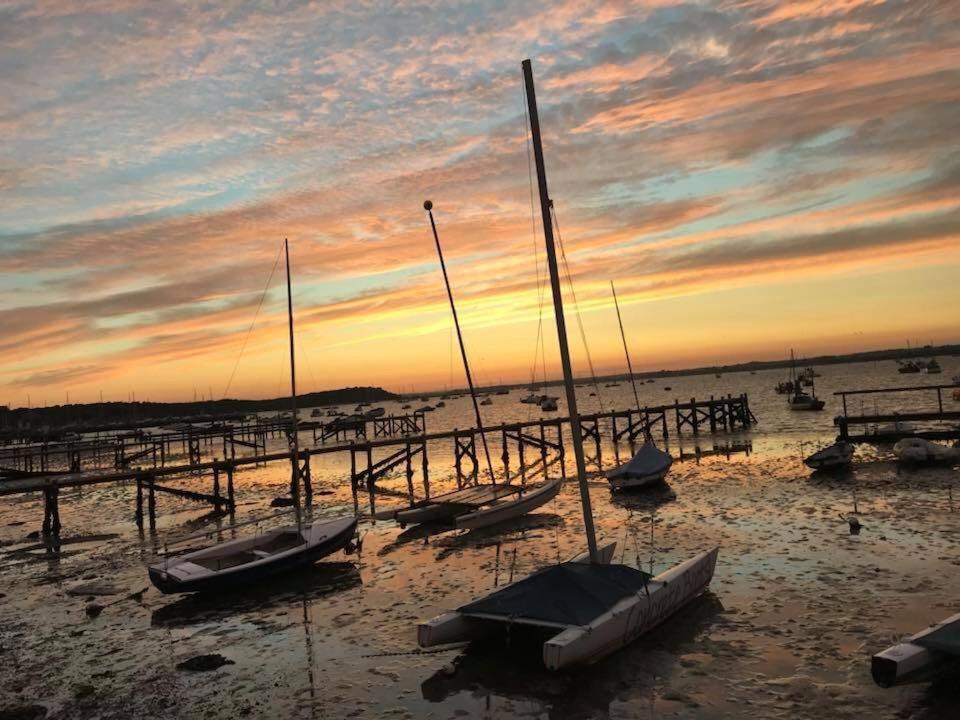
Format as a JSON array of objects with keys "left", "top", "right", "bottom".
[
  {"left": 149, "top": 516, "right": 358, "bottom": 594},
  {"left": 893, "top": 437, "right": 960, "bottom": 465},
  {"left": 803, "top": 441, "right": 853, "bottom": 470},
  {"left": 872, "top": 611, "right": 960, "bottom": 687},
  {"left": 148, "top": 240, "right": 357, "bottom": 594},
  {"left": 606, "top": 440, "right": 673, "bottom": 489},
  {"left": 417, "top": 59, "right": 717, "bottom": 671},
  {"left": 418, "top": 545, "right": 718, "bottom": 670}
]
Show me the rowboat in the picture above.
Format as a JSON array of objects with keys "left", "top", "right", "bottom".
[
  {"left": 872, "top": 610, "right": 960, "bottom": 687},
  {"left": 803, "top": 441, "right": 853, "bottom": 470},
  {"left": 893, "top": 438, "right": 960, "bottom": 465},
  {"left": 149, "top": 516, "right": 358, "bottom": 594},
  {"left": 418, "top": 545, "right": 718, "bottom": 670},
  {"left": 606, "top": 440, "right": 673, "bottom": 489}
]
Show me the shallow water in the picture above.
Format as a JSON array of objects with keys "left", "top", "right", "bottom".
[{"left": 1, "top": 360, "right": 958, "bottom": 719}]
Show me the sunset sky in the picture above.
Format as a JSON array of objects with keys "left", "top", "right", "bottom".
[{"left": 1, "top": 0, "right": 958, "bottom": 406}]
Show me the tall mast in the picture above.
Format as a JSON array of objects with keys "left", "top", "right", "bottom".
[
  {"left": 285, "top": 239, "right": 302, "bottom": 532},
  {"left": 611, "top": 281, "right": 642, "bottom": 417},
  {"left": 522, "top": 58, "right": 598, "bottom": 562},
  {"left": 424, "top": 201, "right": 497, "bottom": 485}
]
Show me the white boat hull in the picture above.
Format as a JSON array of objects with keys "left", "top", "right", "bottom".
[
  {"left": 872, "top": 610, "right": 960, "bottom": 687},
  {"left": 543, "top": 548, "right": 718, "bottom": 669},
  {"left": 455, "top": 478, "right": 562, "bottom": 530}
]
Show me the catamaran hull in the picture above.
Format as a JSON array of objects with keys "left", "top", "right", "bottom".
[
  {"left": 872, "top": 611, "right": 960, "bottom": 687},
  {"left": 417, "top": 546, "right": 718, "bottom": 671},
  {"left": 455, "top": 479, "right": 562, "bottom": 530},
  {"left": 149, "top": 517, "right": 358, "bottom": 594},
  {"left": 543, "top": 548, "right": 718, "bottom": 669}
]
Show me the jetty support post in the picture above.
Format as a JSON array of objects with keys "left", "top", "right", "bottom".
[{"left": 42, "top": 486, "right": 61, "bottom": 536}]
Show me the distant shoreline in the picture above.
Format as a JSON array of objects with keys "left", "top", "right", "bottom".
[
  {"left": 410, "top": 343, "right": 960, "bottom": 396},
  {"left": 2, "top": 343, "right": 957, "bottom": 433}
]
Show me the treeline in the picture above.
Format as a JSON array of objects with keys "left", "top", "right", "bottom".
[{"left": 0, "top": 386, "right": 398, "bottom": 432}]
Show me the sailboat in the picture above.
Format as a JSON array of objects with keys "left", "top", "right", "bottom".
[
  {"left": 149, "top": 240, "right": 358, "bottom": 594},
  {"left": 373, "top": 202, "right": 561, "bottom": 531},
  {"left": 605, "top": 281, "right": 672, "bottom": 490},
  {"left": 787, "top": 350, "right": 824, "bottom": 411},
  {"left": 417, "top": 59, "right": 718, "bottom": 670}
]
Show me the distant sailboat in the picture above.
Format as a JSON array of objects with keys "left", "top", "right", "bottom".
[{"left": 149, "top": 240, "right": 358, "bottom": 594}]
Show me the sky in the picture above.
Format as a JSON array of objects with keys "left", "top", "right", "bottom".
[{"left": 1, "top": 0, "right": 959, "bottom": 406}]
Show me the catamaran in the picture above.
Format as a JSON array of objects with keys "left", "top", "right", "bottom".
[
  {"left": 417, "top": 59, "right": 718, "bottom": 670},
  {"left": 148, "top": 241, "right": 358, "bottom": 594}
]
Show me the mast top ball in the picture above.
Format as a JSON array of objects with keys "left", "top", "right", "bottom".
[{"left": 423, "top": 200, "right": 433, "bottom": 211}]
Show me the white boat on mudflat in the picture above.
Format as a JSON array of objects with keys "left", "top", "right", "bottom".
[
  {"left": 455, "top": 478, "right": 561, "bottom": 530},
  {"left": 803, "top": 441, "right": 854, "bottom": 470},
  {"left": 872, "top": 610, "right": 960, "bottom": 687},
  {"left": 375, "top": 479, "right": 560, "bottom": 530},
  {"left": 418, "top": 545, "right": 718, "bottom": 670},
  {"left": 606, "top": 440, "right": 673, "bottom": 490},
  {"left": 149, "top": 516, "right": 358, "bottom": 594},
  {"left": 893, "top": 438, "right": 959, "bottom": 465}
]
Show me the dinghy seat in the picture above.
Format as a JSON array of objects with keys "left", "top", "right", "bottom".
[{"left": 459, "top": 562, "right": 655, "bottom": 627}]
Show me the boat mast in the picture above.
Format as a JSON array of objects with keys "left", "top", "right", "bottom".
[
  {"left": 611, "top": 281, "right": 643, "bottom": 417},
  {"left": 285, "top": 239, "right": 302, "bottom": 532},
  {"left": 522, "top": 58, "right": 599, "bottom": 562},
  {"left": 424, "top": 201, "right": 497, "bottom": 485}
]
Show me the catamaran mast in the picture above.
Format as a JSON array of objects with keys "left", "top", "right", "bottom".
[
  {"left": 285, "top": 238, "right": 302, "bottom": 532},
  {"left": 424, "top": 201, "right": 497, "bottom": 485},
  {"left": 522, "top": 58, "right": 599, "bottom": 562},
  {"left": 611, "top": 281, "right": 643, "bottom": 416}
]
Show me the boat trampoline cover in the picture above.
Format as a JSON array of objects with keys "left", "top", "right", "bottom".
[
  {"left": 914, "top": 618, "right": 960, "bottom": 656},
  {"left": 459, "top": 562, "right": 654, "bottom": 626}
]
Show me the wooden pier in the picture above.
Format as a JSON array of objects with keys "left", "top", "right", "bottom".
[
  {"left": 0, "top": 394, "right": 756, "bottom": 535},
  {"left": 833, "top": 383, "right": 960, "bottom": 443}
]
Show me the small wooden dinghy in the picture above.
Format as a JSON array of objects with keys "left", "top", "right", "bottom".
[
  {"left": 606, "top": 440, "right": 673, "bottom": 490},
  {"left": 375, "top": 479, "right": 561, "bottom": 530},
  {"left": 893, "top": 438, "right": 959, "bottom": 465},
  {"left": 418, "top": 545, "right": 719, "bottom": 670},
  {"left": 149, "top": 516, "right": 358, "bottom": 594},
  {"left": 803, "top": 441, "right": 854, "bottom": 470},
  {"left": 872, "top": 611, "right": 960, "bottom": 687}
]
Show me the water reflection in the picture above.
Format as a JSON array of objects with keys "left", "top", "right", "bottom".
[{"left": 151, "top": 561, "right": 360, "bottom": 627}]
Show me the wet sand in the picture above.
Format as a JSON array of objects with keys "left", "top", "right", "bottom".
[{"left": 2, "top": 365, "right": 959, "bottom": 719}]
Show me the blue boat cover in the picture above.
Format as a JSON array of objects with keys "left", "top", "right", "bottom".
[
  {"left": 914, "top": 618, "right": 960, "bottom": 656},
  {"left": 459, "top": 562, "right": 653, "bottom": 627}
]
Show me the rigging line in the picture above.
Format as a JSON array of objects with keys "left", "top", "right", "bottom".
[
  {"left": 611, "top": 281, "right": 646, "bottom": 437},
  {"left": 222, "top": 242, "right": 284, "bottom": 400},
  {"left": 550, "top": 204, "right": 606, "bottom": 415}
]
